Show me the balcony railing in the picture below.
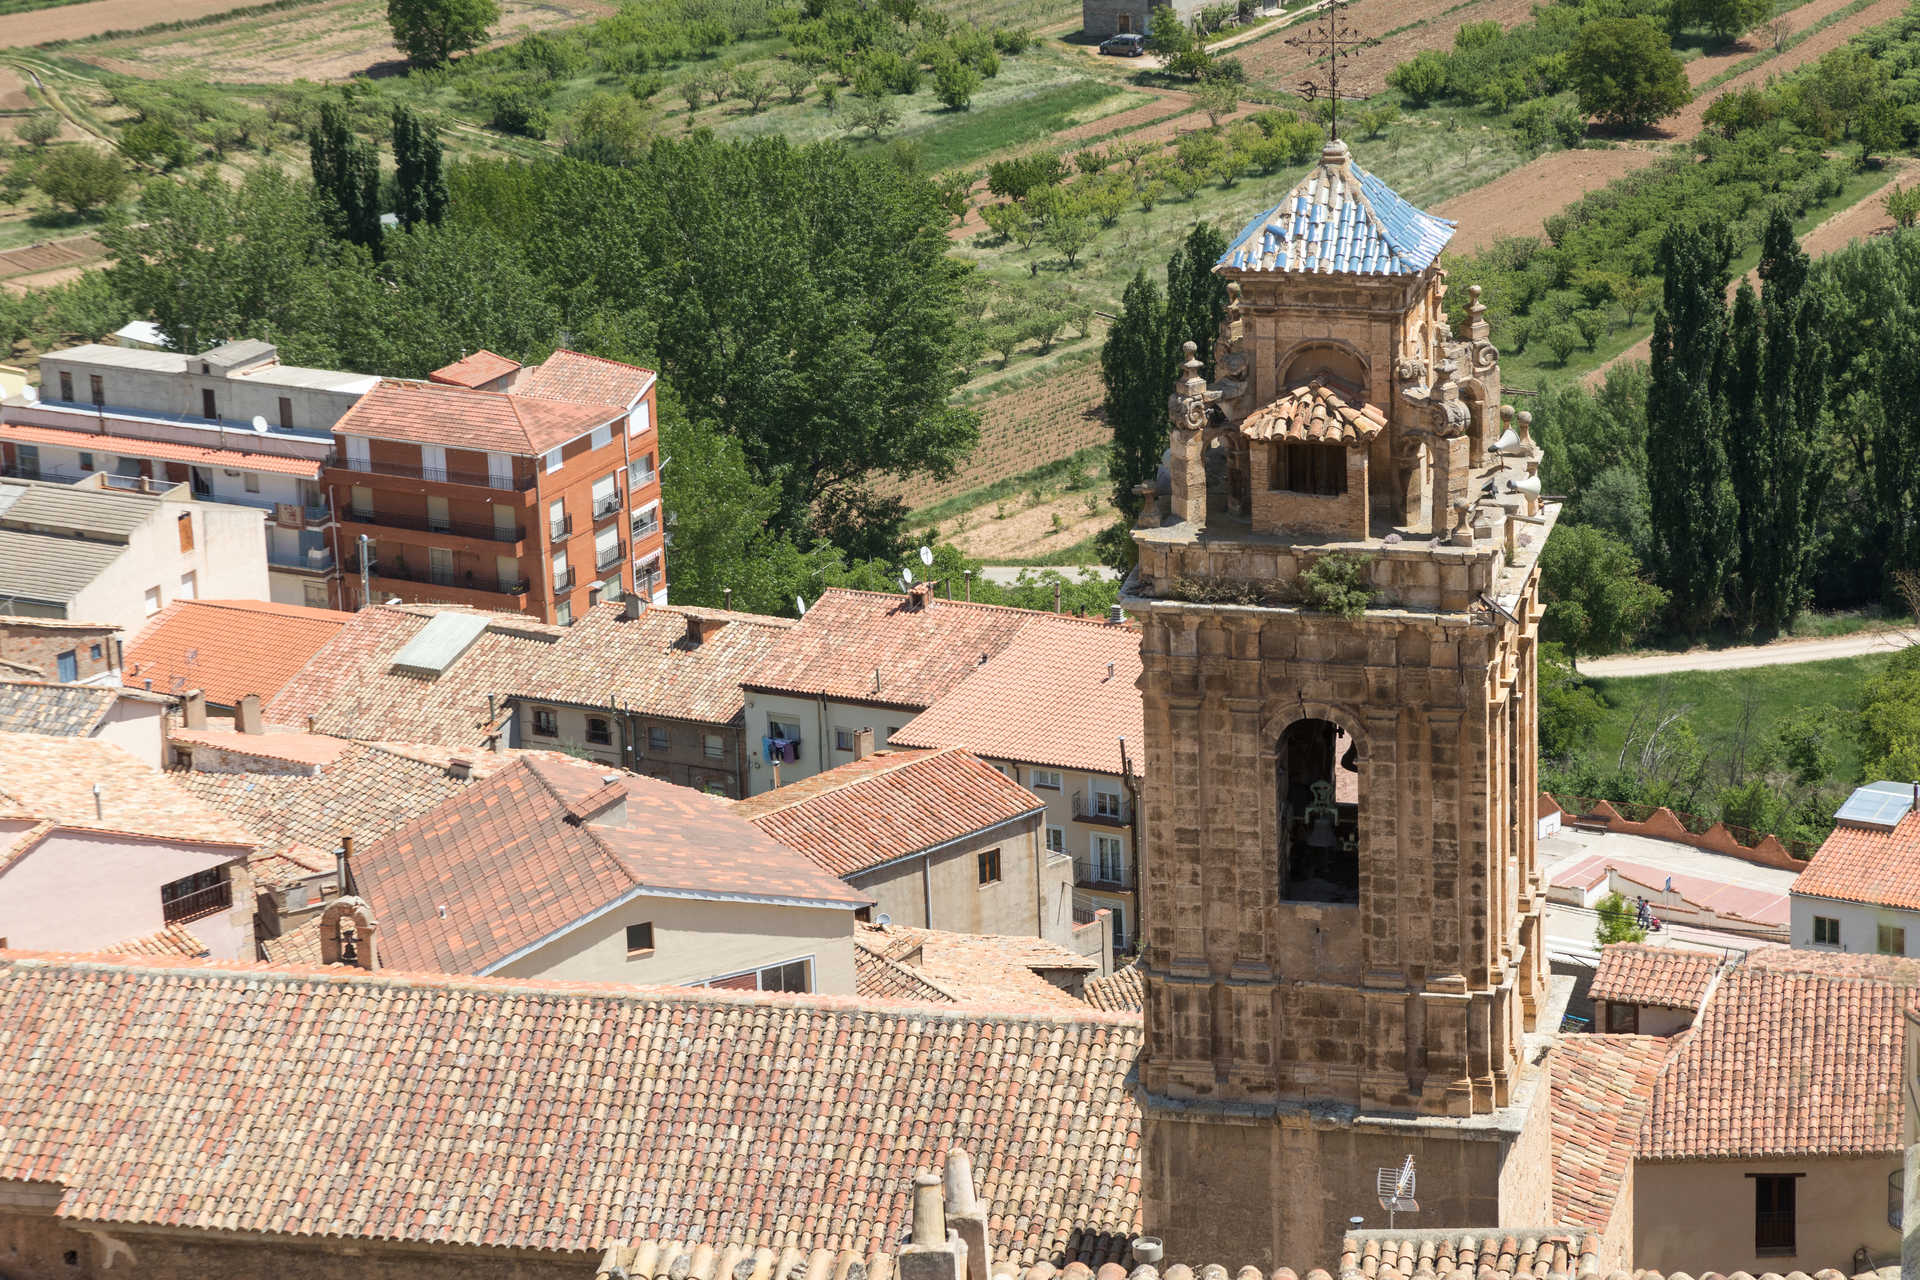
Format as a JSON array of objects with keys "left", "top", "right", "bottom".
[
  {"left": 303, "top": 503, "right": 332, "bottom": 526},
  {"left": 553, "top": 567, "right": 576, "bottom": 593},
  {"left": 1075, "top": 863, "right": 1131, "bottom": 891},
  {"left": 549, "top": 513, "right": 573, "bottom": 541},
  {"left": 268, "top": 546, "right": 336, "bottom": 573},
  {"left": 1073, "top": 790, "right": 1130, "bottom": 826},
  {"left": 347, "top": 556, "right": 528, "bottom": 597},
  {"left": 631, "top": 511, "right": 660, "bottom": 539},
  {"left": 591, "top": 487, "right": 623, "bottom": 521},
  {"left": 596, "top": 543, "right": 624, "bottom": 572},
  {"left": 339, "top": 506, "right": 524, "bottom": 543},
  {"left": 2, "top": 463, "right": 152, "bottom": 491},
  {"left": 333, "top": 455, "right": 532, "bottom": 491},
  {"left": 162, "top": 877, "right": 232, "bottom": 924},
  {"left": 636, "top": 566, "right": 663, "bottom": 599}
]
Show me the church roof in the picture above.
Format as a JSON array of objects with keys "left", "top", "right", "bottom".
[
  {"left": 1239, "top": 379, "right": 1387, "bottom": 444},
  {"left": 1219, "top": 140, "right": 1455, "bottom": 276}
]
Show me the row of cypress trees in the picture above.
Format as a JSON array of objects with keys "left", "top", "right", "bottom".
[{"left": 307, "top": 102, "right": 450, "bottom": 258}]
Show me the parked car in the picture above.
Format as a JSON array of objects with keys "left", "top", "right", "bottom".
[{"left": 1099, "top": 33, "right": 1147, "bottom": 55}]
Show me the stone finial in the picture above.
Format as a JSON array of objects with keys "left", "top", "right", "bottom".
[
  {"left": 911, "top": 1174, "right": 945, "bottom": 1247},
  {"left": 1133, "top": 482, "right": 1161, "bottom": 529},
  {"left": 1466, "top": 284, "right": 1489, "bottom": 342},
  {"left": 1180, "top": 341, "right": 1205, "bottom": 389},
  {"left": 943, "top": 1152, "right": 991, "bottom": 1280},
  {"left": 1515, "top": 410, "right": 1534, "bottom": 450},
  {"left": 1450, "top": 499, "right": 1475, "bottom": 548}
]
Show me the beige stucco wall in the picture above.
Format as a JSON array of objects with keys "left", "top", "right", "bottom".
[
  {"left": 847, "top": 817, "right": 1051, "bottom": 939},
  {"left": 0, "top": 829, "right": 250, "bottom": 957},
  {"left": 989, "top": 759, "right": 1137, "bottom": 946},
  {"left": 742, "top": 692, "right": 923, "bottom": 794},
  {"left": 491, "top": 892, "right": 859, "bottom": 994},
  {"left": 1635, "top": 1155, "right": 1901, "bottom": 1275},
  {"left": 65, "top": 498, "right": 269, "bottom": 633},
  {"left": 91, "top": 695, "right": 168, "bottom": 769}
]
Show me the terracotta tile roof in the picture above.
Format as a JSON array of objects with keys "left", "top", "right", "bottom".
[
  {"left": 514, "top": 348, "right": 656, "bottom": 408},
  {"left": 248, "top": 844, "right": 333, "bottom": 890},
  {"left": 744, "top": 589, "right": 1041, "bottom": 707},
  {"left": 0, "top": 678, "right": 117, "bottom": 736},
  {"left": 334, "top": 379, "right": 623, "bottom": 456},
  {"left": 104, "top": 924, "right": 210, "bottom": 958},
  {"left": 1792, "top": 807, "right": 1920, "bottom": 910},
  {"left": 0, "top": 733, "right": 256, "bottom": 849},
  {"left": 260, "top": 917, "right": 322, "bottom": 963},
  {"left": 854, "top": 923, "right": 1096, "bottom": 1011},
  {"left": 1239, "top": 379, "right": 1387, "bottom": 444},
  {"left": 266, "top": 604, "right": 563, "bottom": 744},
  {"left": 1085, "top": 962, "right": 1143, "bottom": 1013},
  {"left": 1339, "top": 1231, "right": 1600, "bottom": 1280},
  {"left": 1640, "top": 948, "right": 1920, "bottom": 1160},
  {"left": 510, "top": 600, "right": 797, "bottom": 726},
  {"left": 0, "top": 954, "right": 1142, "bottom": 1259},
  {"left": 892, "top": 616, "right": 1142, "bottom": 776},
  {"left": 170, "top": 728, "right": 355, "bottom": 768},
  {"left": 124, "top": 598, "right": 351, "bottom": 707},
  {"left": 0, "top": 420, "right": 323, "bottom": 477},
  {"left": 428, "top": 349, "right": 520, "bottom": 388},
  {"left": 1550, "top": 1036, "right": 1674, "bottom": 1230},
  {"left": 854, "top": 939, "right": 960, "bottom": 1003},
  {"left": 734, "top": 748, "right": 1042, "bottom": 878},
  {"left": 1589, "top": 944, "right": 1723, "bottom": 1012},
  {"left": 359, "top": 755, "right": 867, "bottom": 973}
]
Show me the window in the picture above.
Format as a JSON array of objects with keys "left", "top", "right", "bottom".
[
  {"left": 629, "top": 401, "right": 651, "bottom": 437},
  {"left": 242, "top": 471, "right": 260, "bottom": 493},
  {"left": 88, "top": 644, "right": 101, "bottom": 661},
  {"left": 590, "top": 423, "right": 612, "bottom": 451},
  {"left": 78, "top": 451, "right": 94, "bottom": 472},
  {"left": 89, "top": 374, "right": 103, "bottom": 407},
  {"left": 160, "top": 867, "right": 228, "bottom": 923},
  {"left": 345, "top": 435, "right": 370, "bottom": 470},
  {"left": 586, "top": 716, "right": 612, "bottom": 745},
  {"left": 1752, "top": 1173, "right": 1798, "bottom": 1254},
  {"left": 143, "top": 586, "right": 161, "bottom": 616},
  {"left": 758, "top": 959, "right": 810, "bottom": 992},
  {"left": 1605, "top": 1002, "right": 1639, "bottom": 1033},
  {"left": 55, "top": 650, "right": 77, "bottom": 682},
  {"left": 704, "top": 733, "right": 724, "bottom": 760},
  {"left": 278, "top": 396, "right": 293, "bottom": 429},
  {"left": 1045, "top": 826, "right": 1065, "bottom": 854},
  {"left": 548, "top": 498, "right": 568, "bottom": 540},
  {"left": 978, "top": 848, "right": 1002, "bottom": 885},
  {"left": 1095, "top": 834, "right": 1125, "bottom": 882},
  {"left": 1813, "top": 915, "right": 1841, "bottom": 946},
  {"left": 427, "top": 546, "right": 454, "bottom": 585},
  {"left": 626, "top": 921, "right": 655, "bottom": 955},
  {"left": 177, "top": 512, "right": 194, "bottom": 551},
  {"left": 705, "top": 780, "right": 730, "bottom": 797},
  {"left": 177, "top": 571, "right": 196, "bottom": 601},
  {"left": 592, "top": 473, "right": 620, "bottom": 519},
  {"left": 544, "top": 447, "right": 564, "bottom": 474},
  {"left": 201, "top": 388, "right": 217, "bottom": 420},
  {"left": 426, "top": 495, "right": 450, "bottom": 532},
  {"left": 555, "top": 601, "right": 572, "bottom": 626},
  {"left": 640, "top": 725, "right": 666, "bottom": 753},
  {"left": 1031, "top": 768, "right": 1063, "bottom": 790},
  {"left": 532, "top": 706, "right": 558, "bottom": 737},
  {"left": 59, "top": 371, "right": 73, "bottom": 401},
  {"left": 886, "top": 726, "right": 901, "bottom": 742},
  {"left": 1270, "top": 440, "right": 1347, "bottom": 496},
  {"left": 350, "top": 485, "right": 373, "bottom": 518},
  {"left": 487, "top": 451, "right": 512, "bottom": 488},
  {"left": 420, "top": 444, "right": 446, "bottom": 477},
  {"left": 1092, "top": 785, "right": 1123, "bottom": 818},
  {"left": 595, "top": 524, "right": 621, "bottom": 571},
  {"left": 1879, "top": 923, "right": 1906, "bottom": 955},
  {"left": 629, "top": 453, "right": 656, "bottom": 487},
  {"left": 835, "top": 728, "right": 856, "bottom": 752}
]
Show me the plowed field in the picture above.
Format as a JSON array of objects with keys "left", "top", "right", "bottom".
[{"left": 1233, "top": 0, "right": 1533, "bottom": 97}]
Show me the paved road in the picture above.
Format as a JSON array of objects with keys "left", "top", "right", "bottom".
[{"left": 1579, "top": 628, "right": 1912, "bottom": 678}]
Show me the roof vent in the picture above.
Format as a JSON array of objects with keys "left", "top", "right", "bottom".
[
  {"left": 1109, "top": 604, "right": 1124, "bottom": 624},
  {"left": 447, "top": 756, "right": 474, "bottom": 781}
]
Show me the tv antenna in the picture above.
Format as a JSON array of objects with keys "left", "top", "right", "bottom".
[
  {"left": 1284, "top": 0, "right": 1378, "bottom": 142},
  {"left": 1376, "top": 1155, "right": 1418, "bottom": 1228}
]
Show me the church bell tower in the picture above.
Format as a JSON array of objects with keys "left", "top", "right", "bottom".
[{"left": 1123, "top": 139, "right": 1561, "bottom": 1264}]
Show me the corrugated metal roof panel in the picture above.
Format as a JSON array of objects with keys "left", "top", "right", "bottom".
[
  {"left": 0, "top": 480, "right": 161, "bottom": 538},
  {"left": 388, "top": 610, "right": 491, "bottom": 675},
  {"left": 0, "top": 527, "right": 127, "bottom": 603}
]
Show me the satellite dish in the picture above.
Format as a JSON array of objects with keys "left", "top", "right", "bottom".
[
  {"left": 918, "top": 545, "right": 933, "bottom": 566},
  {"left": 902, "top": 567, "right": 914, "bottom": 585},
  {"left": 250, "top": 415, "right": 270, "bottom": 435},
  {"left": 21, "top": 385, "right": 36, "bottom": 403},
  {"left": 876, "top": 913, "right": 892, "bottom": 926},
  {"left": 795, "top": 595, "right": 807, "bottom": 617}
]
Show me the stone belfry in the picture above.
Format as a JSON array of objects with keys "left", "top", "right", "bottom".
[{"left": 1122, "top": 140, "right": 1562, "bottom": 1264}]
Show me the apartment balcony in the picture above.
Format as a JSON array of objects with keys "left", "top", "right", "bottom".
[
  {"left": 631, "top": 511, "right": 660, "bottom": 540},
  {"left": 339, "top": 506, "right": 526, "bottom": 549},
  {"left": 591, "top": 486, "right": 624, "bottom": 523},
  {"left": 162, "top": 877, "right": 232, "bottom": 925},
  {"left": 1072, "top": 790, "right": 1131, "bottom": 827},
  {"left": 1075, "top": 868, "right": 1133, "bottom": 893},
  {"left": 267, "top": 545, "right": 336, "bottom": 574},
  {"left": 553, "top": 567, "right": 576, "bottom": 594},
  {"left": 595, "top": 542, "right": 624, "bottom": 573},
  {"left": 328, "top": 456, "right": 534, "bottom": 493},
  {"left": 346, "top": 555, "right": 529, "bottom": 602},
  {"left": 636, "top": 565, "right": 666, "bottom": 600},
  {"left": 549, "top": 513, "right": 573, "bottom": 542}
]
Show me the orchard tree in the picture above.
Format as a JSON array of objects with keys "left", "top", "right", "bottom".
[
  {"left": 15, "top": 113, "right": 58, "bottom": 149},
  {"left": 387, "top": 0, "right": 499, "bottom": 68},
  {"left": 1568, "top": 18, "right": 1691, "bottom": 128},
  {"left": 33, "top": 147, "right": 128, "bottom": 214}
]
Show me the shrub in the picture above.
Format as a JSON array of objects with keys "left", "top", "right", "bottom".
[
  {"left": 33, "top": 147, "right": 129, "bottom": 213},
  {"left": 1543, "top": 322, "right": 1581, "bottom": 365},
  {"left": 1300, "top": 553, "right": 1374, "bottom": 616},
  {"left": 15, "top": 114, "right": 58, "bottom": 149},
  {"left": 486, "top": 87, "right": 550, "bottom": 137},
  {"left": 1594, "top": 891, "right": 1647, "bottom": 945},
  {"left": 932, "top": 57, "right": 982, "bottom": 110},
  {"left": 118, "top": 119, "right": 194, "bottom": 169},
  {"left": 1387, "top": 50, "right": 1449, "bottom": 105}
]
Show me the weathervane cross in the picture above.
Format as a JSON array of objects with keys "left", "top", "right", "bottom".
[{"left": 1283, "top": 0, "right": 1377, "bottom": 142}]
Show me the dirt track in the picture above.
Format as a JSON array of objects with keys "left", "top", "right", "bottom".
[{"left": 0, "top": 0, "right": 264, "bottom": 48}]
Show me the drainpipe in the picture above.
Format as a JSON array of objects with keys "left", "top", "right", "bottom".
[
  {"left": 922, "top": 848, "right": 934, "bottom": 929},
  {"left": 1034, "top": 807, "right": 1046, "bottom": 939},
  {"left": 1119, "top": 736, "right": 1142, "bottom": 955}
]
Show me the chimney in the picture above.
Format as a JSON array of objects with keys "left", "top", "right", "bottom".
[
  {"left": 336, "top": 834, "right": 354, "bottom": 897},
  {"left": 943, "top": 1151, "right": 992, "bottom": 1280},
  {"left": 855, "top": 727, "right": 874, "bottom": 761},
  {"left": 1109, "top": 604, "right": 1124, "bottom": 625},
  {"left": 182, "top": 688, "right": 207, "bottom": 730},
  {"left": 723, "top": 587, "right": 733, "bottom": 611},
  {"left": 898, "top": 1173, "right": 965, "bottom": 1280},
  {"left": 236, "top": 693, "right": 263, "bottom": 734},
  {"left": 92, "top": 782, "right": 104, "bottom": 821},
  {"left": 686, "top": 613, "right": 731, "bottom": 645},
  {"left": 447, "top": 756, "right": 474, "bottom": 781},
  {"left": 908, "top": 583, "right": 932, "bottom": 611},
  {"left": 588, "top": 580, "right": 606, "bottom": 607},
  {"left": 623, "top": 593, "right": 644, "bottom": 621}
]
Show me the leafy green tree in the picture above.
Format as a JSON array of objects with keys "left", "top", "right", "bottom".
[
  {"left": 1540, "top": 524, "right": 1668, "bottom": 664},
  {"left": 562, "top": 92, "right": 650, "bottom": 165},
  {"left": 33, "top": 147, "right": 128, "bottom": 214},
  {"left": 1595, "top": 892, "right": 1648, "bottom": 945},
  {"left": 387, "top": 0, "right": 499, "bottom": 67},
  {"left": 1859, "top": 647, "right": 1920, "bottom": 783},
  {"left": 986, "top": 153, "right": 1066, "bottom": 201},
  {"left": 1768, "top": 707, "right": 1837, "bottom": 788},
  {"left": 1036, "top": 187, "right": 1092, "bottom": 266},
  {"left": 391, "top": 104, "right": 449, "bottom": 226},
  {"left": 1750, "top": 211, "right": 1826, "bottom": 634},
  {"left": 846, "top": 95, "right": 900, "bottom": 140},
  {"left": 118, "top": 119, "right": 193, "bottom": 169},
  {"left": 1387, "top": 50, "right": 1448, "bottom": 104},
  {"left": 1539, "top": 642, "right": 1605, "bottom": 760},
  {"left": 15, "top": 113, "right": 57, "bottom": 149},
  {"left": 1102, "top": 270, "right": 1170, "bottom": 514},
  {"left": 932, "top": 57, "right": 982, "bottom": 110},
  {"left": 1647, "top": 223, "right": 1737, "bottom": 636},
  {"left": 1543, "top": 322, "right": 1579, "bottom": 365},
  {"left": 1146, "top": 5, "right": 1195, "bottom": 60},
  {"left": 1577, "top": 463, "right": 1653, "bottom": 563},
  {"left": 1195, "top": 78, "right": 1239, "bottom": 127},
  {"left": 1874, "top": 312, "right": 1920, "bottom": 584},
  {"left": 1668, "top": 0, "right": 1769, "bottom": 40},
  {"left": 308, "top": 100, "right": 381, "bottom": 253},
  {"left": 1568, "top": 18, "right": 1691, "bottom": 128},
  {"left": 1724, "top": 279, "right": 1763, "bottom": 628},
  {"left": 1886, "top": 185, "right": 1920, "bottom": 229}
]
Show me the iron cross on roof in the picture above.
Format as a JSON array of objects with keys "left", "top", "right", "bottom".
[{"left": 1283, "top": 0, "right": 1378, "bottom": 142}]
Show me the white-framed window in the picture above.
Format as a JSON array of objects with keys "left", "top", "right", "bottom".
[
  {"left": 1031, "top": 768, "right": 1063, "bottom": 790},
  {"left": 487, "top": 451, "right": 512, "bottom": 487},
  {"left": 532, "top": 706, "right": 558, "bottom": 737},
  {"left": 590, "top": 423, "right": 613, "bottom": 451},
  {"left": 556, "top": 600, "right": 573, "bottom": 625},
  {"left": 1813, "top": 916, "right": 1840, "bottom": 946},
  {"left": 594, "top": 524, "right": 620, "bottom": 569},
  {"left": 704, "top": 957, "right": 811, "bottom": 992},
  {"left": 1092, "top": 782, "right": 1124, "bottom": 818},
  {"left": 548, "top": 497, "right": 567, "bottom": 539},
  {"left": 178, "top": 571, "right": 197, "bottom": 600},
  {"left": 629, "top": 401, "right": 651, "bottom": 437},
  {"left": 143, "top": 585, "right": 161, "bottom": 615},
  {"left": 628, "top": 452, "right": 656, "bottom": 487},
  {"left": 1094, "top": 834, "right": 1125, "bottom": 882},
  {"left": 420, "top": 444, "right": 446, "bottom": 477},
  {"left": 344, "top": 435, "right": 370, "bottom": 469},
  {"left": 631, "top": 500, "right": 660, "bottom": 538},
  {"left": 544, "top": 446, "right": 563, "bottom": 474},
  {"left": 1045, "top": 826, "right": 1065, "bottom": 854},
  {"left": 834, "top": 727, "right": 856, "bottom": 752}
]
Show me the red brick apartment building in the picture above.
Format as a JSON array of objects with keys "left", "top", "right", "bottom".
[{"left": 325, "top": 349, "right": 665, "bottom": 623}]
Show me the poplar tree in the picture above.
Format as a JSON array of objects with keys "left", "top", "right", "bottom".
[
  {"left": 1752, "top": 211, "right": 1827, "bottom": 634},
  {"left": 1723, "top": 279, "right": 1762, "bottom": 628},
  {"left": 1646, "top": 224, "right": 1737, "bottom": 636},
  {"left": 1103, "top": 270, "right": 1170, "bottom": 516},
  {"left": 1164, "top": 222, "right": 1228, "bottom": 375},
  {"left": 392, "top": 104, "right": 449, "bottom": 229},
  {"left": 307, "top": 100, "right": 382, "bottom": 255}
]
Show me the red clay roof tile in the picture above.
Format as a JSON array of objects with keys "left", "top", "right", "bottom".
[
  {"left": 1793, "top": 808, "right": 1920, "bottom": 910},
  {"left": 124, "top": 598, "right": 351, "bottom": 707},
  {"left": 335, "top": 378, "right": 624, "bottom": 456},
  {"left": 1550, "top": 1035, "right": 1673, "bottom": 1230},
  {"left": 514, "top": 349, "right": 656, "bottom": 407},
  {"left": 1589, "top": 944, "right": 1722, "bottom": 1012},
  {"left": 428, "top": 350, "right": 521, "bottom": 388}
]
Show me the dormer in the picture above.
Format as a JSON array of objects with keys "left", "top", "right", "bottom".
[{"left": 1240, "top": 376, "right": 1385, "bottom": 540}]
